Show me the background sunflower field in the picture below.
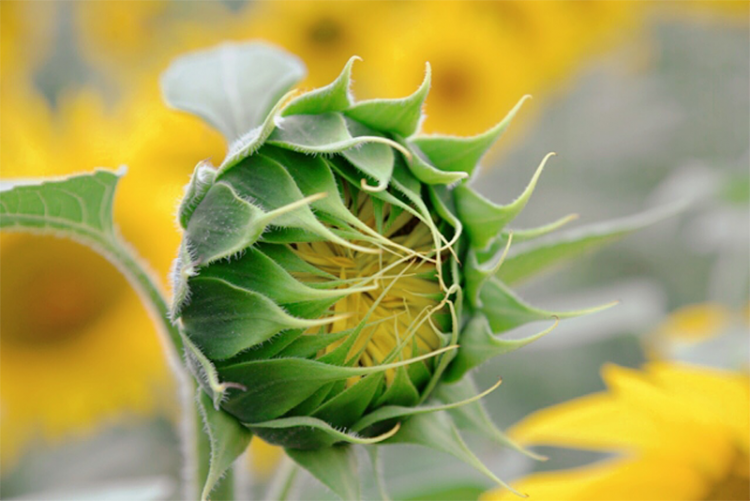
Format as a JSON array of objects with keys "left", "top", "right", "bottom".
[{"left": 1, "top": 1, "right": 747, "bottom": 500}]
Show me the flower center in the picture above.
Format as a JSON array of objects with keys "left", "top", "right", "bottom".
[
  {"left": 704, "top": 450, "right": 750, "bottom": 501},
  {"left": 289, "top": 196, "right": 449, "bottom": 384},
  {"left": 0, "top": 235, "right": 124, "bottom": 347}
]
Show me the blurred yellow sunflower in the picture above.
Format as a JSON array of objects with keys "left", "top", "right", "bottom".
[
  {"left": 0, "top": 81, "right": 225, "bottom": 464},
  {"left": 483, "top": 363, "right": 750, "bottom": 501},
  {"left": 55, "top": 1, "right": 648, "bottom": 136},
  {"left": 368, "top": 1, "right": 645, "bottom": 135},
  {"left": 645, "top": 302, "right": 750, "bottom": 370}
]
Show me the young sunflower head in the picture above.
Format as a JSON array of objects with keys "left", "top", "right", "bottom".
[
  {"left": 168, "top": 45, "right": 473, "bottom": 449},
  {"left": 164, "top": 42, "right": 648, "bottom": 496}
]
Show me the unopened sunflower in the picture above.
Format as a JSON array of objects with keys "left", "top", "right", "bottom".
[
  {"left": 155, "top": 42, "right": 673, "bottom": 499},
  {"left": 0, "top": 36, "right": 678, "bottom": 498}
]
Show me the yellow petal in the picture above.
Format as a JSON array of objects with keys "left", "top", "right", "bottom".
[
  {"left": 482, "top": 457, "right": 708, "bottom": 501},
  {"left": 510, "top": 363, "right": 738, "bottom": 477}
]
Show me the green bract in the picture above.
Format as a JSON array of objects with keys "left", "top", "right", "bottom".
[{"left": 154, "top": 42, "right": 677, "bottom": 499}]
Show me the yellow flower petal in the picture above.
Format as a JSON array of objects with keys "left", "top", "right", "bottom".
[{"left": 482, "top": 457, "right": 709, "bottom": 501}]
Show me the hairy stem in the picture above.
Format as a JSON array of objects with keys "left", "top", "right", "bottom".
[
  {"left": 108, "top": 240, "right": 215, "bottom": 500},
  {"left": 266, "top": 456, "right": 299, "bottom": 501}
]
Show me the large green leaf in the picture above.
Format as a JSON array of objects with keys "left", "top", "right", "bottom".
[
  {"left": 0, "top": 168, "right": 122, "bottom": 247},
  {"left": 497, "top": 202, "right": 685, "bottom": 285},
  {"left": 0, "top": 168, "right": 181, "bottom": 356},
  {"left": 161, "top": 42, "right": 306, "bottom": 141},
  {"left": 196, "top": 390, "right": 253, "bottom": 501}
]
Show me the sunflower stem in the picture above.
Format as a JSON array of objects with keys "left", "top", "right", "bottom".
[
  {"left": 106, "top": 241, "right": 216, "bottom": 501},
  {"left": 266, "top": 456, "right": 299, "bottom": 501},
  {"left": 108, "top": 242, "right": 182, "bottom": 357}
]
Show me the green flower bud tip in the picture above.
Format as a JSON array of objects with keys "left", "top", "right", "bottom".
[{"left": 160, "top": 42, "right": 675, "bottom": 499}]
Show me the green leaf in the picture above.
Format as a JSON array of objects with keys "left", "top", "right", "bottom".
[
  {"left": 409, "top": 94, "right": 530, "bottom": 176},
  {"left": 373, "top": 366, "right": 420, "bottom": 408},
  {"left": 286, "top": 446, "right": 360, "bottom": 500},
  {"left": 454, "top": 152, "right": 554, "bottom": 250},
  {"left": 434, "top": 376, "right": 545, "bottom": 460},
  {"left": 0, "top": 168, "right": 123, "bottom": 247},
  {"left": 196, "top": 390, "right": 253, "bottom": 501},
  {"left": 183, "top": 333, "right": 247, "bottom": 409},
  {"left": 385, "top": 412, "right": 521, "bottom": 496},
  {"left": 497, "top": 202, "right": 685, "bottom": 285},
  {"left": 345, "top": 63, "right": 431, "bottom": 138},
  {"left": 161, "top": 42, "right": 306, "bottom": 141},
  {"left": 283, "top": 56, "right": 359, "bottom": 116}
]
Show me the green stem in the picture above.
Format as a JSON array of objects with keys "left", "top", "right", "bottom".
[
  {"left": 108, "top": 240, "right": 215, "bottom": 500},
  {"left": 109, "top": 243, "right": 182, "bottom": 355},
  {"left": 266, "top": 456, "right": 299, "bottom": 501}
]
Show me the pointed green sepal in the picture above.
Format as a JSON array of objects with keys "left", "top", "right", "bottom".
[
  {"left": 352, "top": 378, "right": 502, "bottom": 432},
  {"left": 445, "top": 314, "right": 559, "bottom": 382},
  {"left": 249, "top": 415, "right": 400, "bottom": 450},
  {"left": 283, "top": 56, "right": 360, "bottom": 116},
  {"left": 183, "top": 333, "right": 247, "bottom": 409},
  {"left": 500, "top": 213, "right": 579, "bottom": 244},
  {"left": 196, "top": 390, "right": 253, "bottom": 501},
  {"left": 181, "top": 276, "right": 347, "bottom": 360},
  {"left": 219, "top": 91, "right": 294, "bottom": 175},
  {"left": 497, "top": 202, "right": 687, "bottom": 285},
  {"left": 178, "top": 161, "right": 217, "bottom": 230},
  {"left": 455, "top": 152, "right": 554, "bottom": 250},
  {"left": 479, "top": 277, "right": 616, "bottom": 333},
  {"left": 404, "top": 143, "right": 469, "bottom": 185},
  {"left": 464, "top": 234, "right": 512, "bottom": 308},
  {"left": 185, "top": 181, "right": 326, "bottom": 266},
  {"left": 409, "top": 95, "right": 530, "bottom": 177},
  {"left": 217, "top": 346, "right": 456, "bottom": 422},
  {"left": 286, "top": 446, "right": 360, "bottom": 501},
  {"left": 385, "top": 411, "right": 523, "bottom": 496},
  {"left": 345, "top": 63, "right": 431, "bottom": 138},
  {"left": 161, "top": 42, "right": 306, "bottom": 142},
  {"left": 433, "top": 376, "right": 546, "bottom": 461}
]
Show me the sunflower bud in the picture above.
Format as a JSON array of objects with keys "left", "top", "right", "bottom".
[{"left": 163, "top": 42, "right": 667, "bottom": 498}]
